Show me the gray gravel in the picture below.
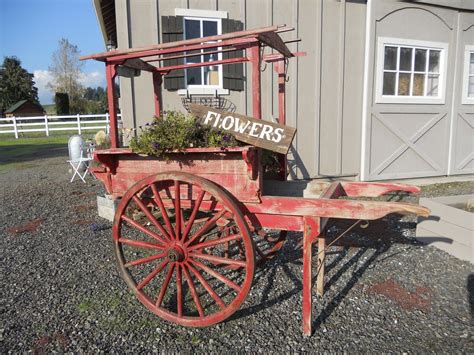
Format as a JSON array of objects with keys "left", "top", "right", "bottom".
[{"left": 0, "top": 152, "right": 472, "bottom": 353}]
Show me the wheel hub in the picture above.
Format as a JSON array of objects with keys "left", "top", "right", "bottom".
[{"left": 167, "top": 246, "right": 185, "bottom": 262}]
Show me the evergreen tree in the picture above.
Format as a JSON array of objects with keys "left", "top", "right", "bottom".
[{"left": 0, "top": 56, "right": 40, "bottom": 114}]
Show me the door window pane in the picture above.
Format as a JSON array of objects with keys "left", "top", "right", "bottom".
[
  {"left": 203, "top": 48, "right": 220, "bottom": 85},
  {"left": 469, "top": 53, "right": 474, "bottom": 75},
  {"left": 383, "top": 72, "right": 396, "bottom": 95},
  {"left": 427, "top": 74, "right": 439, "bottom": 96},
  {"left": 186, "top": 67, "right": 202, "bottom": 85},
  {"left": 468, "top": 76, "right": 474, "bottom": 97},
  {"left": 429, "top": 50, "right": 440, "bottom": 73},
  {"left": 414, "top": 49, "right": 427, "bottom": 72},
  {"left": 413, "top": 74, "right": 425, "bottom": 96},
  {"left": 398, "top": 73, "right": 411, "bottom": 95},
  {"left": 203, "top": 21, "right": 217, "bottom": 37},
  {"left": 384, "top": 46, "right": 397, "bottom": 70},
  {"left": 399, "top": 47, "right": 413, "bottom": 71},
  {"left": 185, "top": 19, "right": 200, "bottom": 39}
]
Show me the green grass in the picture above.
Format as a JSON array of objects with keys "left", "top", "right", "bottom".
[
  {"left": 42, "top": 104, "right": 56, "bottom": 115},
  {"left": 0, "top": 136, "right": 73, "bottom": 172}
]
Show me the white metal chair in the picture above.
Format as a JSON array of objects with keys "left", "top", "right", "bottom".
[{"left": 67, "top": 135, "right": 93, "bottom": 183}]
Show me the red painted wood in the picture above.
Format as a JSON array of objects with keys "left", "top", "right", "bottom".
[
  {"left": 248, "top": 45, "right": 261, "bottom": 120},
  {"left": 341, "top": 182, "right": 421, "bottom": 196},
  {"left": 107, "top": 37, "right": 259, "bottom": 64},
  {"left": 81, "top": 25, "right": 280, "bottom": 61},
  {"left": 302, "top": 217, "right": 320, "bottom": 336},
  {"left": 152, "top": 72, "right": 162, "bottom": 117},
  {"left": 158, "top": 57, "right": 249, "bottom": 74},
  {"left": 247, "top": 196, "right": 430, "bottom": 220},
  {"left": 106, "top": 63, "right": 119, "bottom": 148},
  {"left": 113, "top": 171, "right": 255, "bottom": 327}
]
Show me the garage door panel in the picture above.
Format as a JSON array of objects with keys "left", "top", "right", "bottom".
[{"left": 368, "top": 111, "right": 449, "bottom": 180}]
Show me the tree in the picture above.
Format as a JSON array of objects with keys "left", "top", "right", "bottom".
[
  {"left": 47, "top": 38, "right": 84, "bottom": 113},
  {"left": 0, "top": 56, "right": 39, "bottom": 114},
  {"left": 54, "top": 92, "right": 70, "bottom": 115}
]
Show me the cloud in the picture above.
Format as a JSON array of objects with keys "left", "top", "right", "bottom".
[
  {"left": 79, "top": 71, "right": 105, "bottom": 88},
  {"left": 33, "top": 70, "right": 54, "bottom": 104},
  {"left": 33, "top": 70, "right": 106, "bottom": 105}
]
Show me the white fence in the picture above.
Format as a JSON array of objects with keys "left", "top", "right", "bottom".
[{"left": 0, "top": 114, "right": 121, "bottom": 139}]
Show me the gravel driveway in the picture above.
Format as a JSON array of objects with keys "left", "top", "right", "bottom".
[{"left": 0, "top": 152, "right": 472, "bottom": 353}]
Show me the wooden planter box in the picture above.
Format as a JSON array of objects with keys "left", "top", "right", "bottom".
[
  {"left": 416, "top": 194, "right": 473, "bottom": 264},
  {"left": 92, "top": 146, "right": 262, "bottom": 203}
]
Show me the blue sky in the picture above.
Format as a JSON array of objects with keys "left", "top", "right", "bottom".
[{"left": 0, "top": 0, "right": 107, "bottom": 104}]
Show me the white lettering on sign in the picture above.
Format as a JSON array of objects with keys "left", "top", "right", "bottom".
[
  {"left": 204, "top": 110, "right": 284, "bottom": 143},
  {"left": 190, "top": 104, "right": 297, "bottom": 154}
]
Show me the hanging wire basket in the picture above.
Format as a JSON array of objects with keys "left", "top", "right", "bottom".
[{"left": 181, "top": 91, "right": 236, "bottom": 113}]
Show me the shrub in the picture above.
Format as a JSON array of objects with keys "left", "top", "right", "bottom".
[
  {"left": 129, "top": 111, "right": 241, "bottom": 157},
  {"left": 54, "top": 92, "right": 69, "bottom": 115}
]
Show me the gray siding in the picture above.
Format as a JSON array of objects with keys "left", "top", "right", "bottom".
[
  {"left": 361, "top": 1, "right": 473, "bottom": 180},
  {"left": 114, "top": 0, "right": 367, "bottom": 179}
]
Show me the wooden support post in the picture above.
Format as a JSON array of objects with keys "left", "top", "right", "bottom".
[
  {"left": 302, "top": 216, "right": 320, "bottom": 336},
  {"left": 248, "top": 45, "right": 261, "bottom": 119},
  {"left": 317, "top": 236, "right": 326, "bottom": 297},
  {"left": 106, "top": 63, "right": 119, "bottom": 148},
  {"left": 152, "top": 72, "right": 163, "bottom": 118},
  {"left": 275, "top": 60, "right": 287, "bottom": 180}
]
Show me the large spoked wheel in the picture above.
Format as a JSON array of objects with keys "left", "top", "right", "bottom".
[{"left": 113, "top": 172, "right": 255, "bottom": 327}]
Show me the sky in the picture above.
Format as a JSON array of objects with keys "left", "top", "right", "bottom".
[{"left": 0, "top": 0, "right": 107, "bottom": 104}]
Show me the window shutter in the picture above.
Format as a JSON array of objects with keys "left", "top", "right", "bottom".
[
  {"left": 162, "top": 16, "right": 185, "bottom": 90},
  {"left": 222, "top": 19, "right": 244, "bottom": 91}
]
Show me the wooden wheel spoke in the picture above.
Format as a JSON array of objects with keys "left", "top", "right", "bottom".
[
  {"left": 174, "top": 180, "right": 181, "bottom": 240},
  {"left": 188, "top": 233, "right": 242, "bottom": 251},
  {"left": 189, "top": 259, "right": 242, "bottom": 292},
  {"left": 118, "top": 237, "right": 164, "bottom": 250},
  {"left": 151, "top": 183, "right": 175, "bottom": 239},
  {"left": 185, "top": 209, "right": 227, "bottom": 247},
  {"left": 137, "top": 259, "right": 169, "bottom": 290},
  {"left": 190, "top": 251, "right": 246, "bottom": 268},
  {"left": 132, "top": 195, "right": 172, "bottom": 242},
  {"left": 186, "top": 262, "right": 226, "bottom": 310},
  {"left": 182, "top": 265, "right": 205, "bottom": 317},
  {"left": 176, "top": 264, "right": 183, "bottom": 317},
  {"left": 125, "top": 252, "right": 167, "bottom": 267},
  {"left": 181, "top": 190, "right": 205, "bottom": 242},
  {"left": 121, "top": 214, "right": 167, "bottom": 246},
  {"left": 156, "top": 263, "right": 176, "bottom": 307}
]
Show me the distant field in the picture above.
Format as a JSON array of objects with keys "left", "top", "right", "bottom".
[{"left": 42, "top": 104, "right": 56, "bottom": 115}]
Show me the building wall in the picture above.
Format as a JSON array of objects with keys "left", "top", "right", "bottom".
[
  {"left": 361, "top": 1, "right": 474, "bottom": 180},
  {"left": 6, "top": 102, "right": 44, "bottom": 117},
  {"left": 114, "top": 0, "right": 367, "bottom": 179}
]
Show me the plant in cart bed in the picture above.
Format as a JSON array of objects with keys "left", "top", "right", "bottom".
[{"left": 129, "top": 111, "right": 241, "bottom": 157}]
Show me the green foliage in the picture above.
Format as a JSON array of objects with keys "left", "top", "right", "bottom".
[
  {"left": 130, "top": 111, "right": 241, "bottom": 157},
  {"left": 54, "top": 92, "right": 69, "bottom": 115},
  {"left": 0, "top": 56, "right": 39, "bottom": 114},
  {"left": 82, "top": 86, "right": 108, "bottom": 114}
]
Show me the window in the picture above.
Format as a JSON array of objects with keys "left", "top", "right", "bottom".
[
  {"left": 462, "top": 45, "right": 474, "bottom": 104},
  {"left": 376, "top": 38, "right": 448, "bottom": 104},
  {"left": 183, "top": 17, "right": 222, "bottom": 88}
]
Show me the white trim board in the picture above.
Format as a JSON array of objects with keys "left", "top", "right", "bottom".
[{"left": 175, "top": 8, "right": 228, "bottom": 19}]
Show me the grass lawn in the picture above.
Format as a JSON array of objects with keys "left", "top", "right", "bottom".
[{"left": 0, "top": 136, "right": 73, "bottom": 172}]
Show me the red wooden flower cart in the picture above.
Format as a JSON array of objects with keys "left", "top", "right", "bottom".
[{"left": 82, "top": 25, "right": 429, "bottom": 336}]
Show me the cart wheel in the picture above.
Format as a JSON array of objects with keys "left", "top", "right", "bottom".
[{"left": 113, "top": 172, "right": 255, "bottom": 327}]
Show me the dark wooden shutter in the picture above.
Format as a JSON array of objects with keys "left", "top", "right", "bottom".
[
  {"left": 162, "top": 16, "right": 185, "bottom": 90},
  {"left": 222, "top": 19, "right": 244, "bottom": 91}
]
